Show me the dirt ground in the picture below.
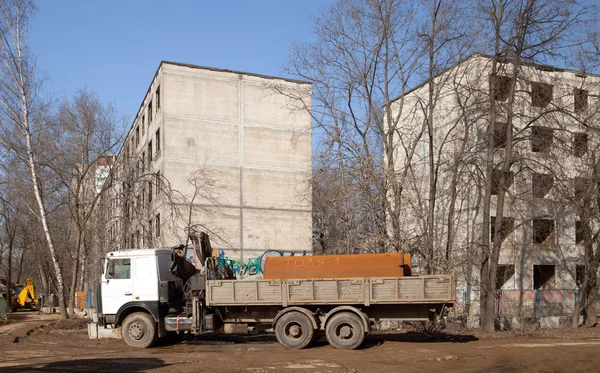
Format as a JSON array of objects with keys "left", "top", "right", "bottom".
[{"left": 2, "top": 312, "right": 600, "bottom": 372}]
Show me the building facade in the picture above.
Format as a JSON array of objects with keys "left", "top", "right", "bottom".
[
  {"left": 387, "top": 54, "right": 600, "bottom": 320},
  {"left": 106, "top": 62, "right": 313, "bottom": 260}
]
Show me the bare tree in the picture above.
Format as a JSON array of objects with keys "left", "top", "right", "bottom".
[
  {"left": 45, "top": 89, "right": 123, "bottom": 313},
  {"left": 0, "top": 0, "right": 69, "bottom": 317},
  {"left": 287, "top": 0, "right": 428, "bottom": 254}
]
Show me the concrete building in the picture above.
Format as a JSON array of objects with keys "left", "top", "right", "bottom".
[
  {"left": 386, "top": 54, "right": 600, "bottom": 322},
  {"left": 107, "top": 62, "right": 313, "bottom": 261}
]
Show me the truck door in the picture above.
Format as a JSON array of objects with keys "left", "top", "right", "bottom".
[
  {"left": 132, "top": 256, "right": 158, "bottom": 301},
  {"left": 101, "top": 257, "right": 133, "bottom": 315}
]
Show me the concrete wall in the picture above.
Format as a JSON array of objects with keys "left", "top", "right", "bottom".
[{"left": 113, "top": 62, "right": 312, "bottom": 260}]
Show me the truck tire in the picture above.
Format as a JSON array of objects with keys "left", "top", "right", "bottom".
[
  {"left": 274, "top": 311, "right": 315, "bottom": 349},
  {"left": 325, "top": 312, "right": 365, "bottom": 350},
  {"left": 121, "top": 312, "right": 157, "bottom": 348}
]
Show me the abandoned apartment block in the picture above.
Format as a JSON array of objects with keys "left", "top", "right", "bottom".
[
  {"left": 104, "top": 61, "right": 313, "bottom": 261},
  {"left": 387, "top": 53, "right": 600, "bottom": 324}
]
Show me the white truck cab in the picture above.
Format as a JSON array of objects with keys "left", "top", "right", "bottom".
[{"left": 99, "top": 249, "right": 180, "bottom": 347}]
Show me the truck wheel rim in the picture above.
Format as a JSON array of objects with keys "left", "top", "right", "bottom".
[
  {"left": 129, "top": 322, "right": 145, "bottom": 340},
  {"left": 285, "top": 323, "right": 303, "bottom": 340},
  {"left": 336, "top": 324, "right": 354, "bottom": 340}
]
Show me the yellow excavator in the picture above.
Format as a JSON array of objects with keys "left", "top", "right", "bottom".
[{"left": 11, "top": 277, "right": 37, "bottom": 312}]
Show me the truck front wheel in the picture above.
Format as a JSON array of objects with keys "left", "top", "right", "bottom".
[
  {"left": 325, "top": 312, "right": 365, "bottom": 350},
  {"left": 275, "top": 311, "right": 315, "bottom": 349},
  {"left": 121, "top": 312, "right": 157, "bottom": 348}
]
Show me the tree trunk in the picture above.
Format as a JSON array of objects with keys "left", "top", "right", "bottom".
[
  {"left": 69, "top": 225, "right": 84, "bottom": 314},
  {"left": 24, "top": 116, "right": 68, "bottom": 319}
]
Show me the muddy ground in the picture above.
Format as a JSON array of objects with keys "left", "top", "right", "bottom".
[{"left": 1, "top": 312, "right": 600, "bottom": 372}]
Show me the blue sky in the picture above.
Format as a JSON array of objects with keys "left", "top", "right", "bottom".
[{"left": 30, "top": 0, "right": 333, "bottom": 122}]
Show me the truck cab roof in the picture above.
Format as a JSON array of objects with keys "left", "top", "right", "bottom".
[{"left": 106, "top": 249, "right": 172, "bottom": 258}]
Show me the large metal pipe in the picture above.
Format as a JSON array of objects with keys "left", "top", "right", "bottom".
[{"left": 263, "top": 253, "right": 410, "bottom": 280}]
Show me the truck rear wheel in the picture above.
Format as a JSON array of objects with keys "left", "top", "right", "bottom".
[
  {"left": 121, "top": 312, "right": 157, "bottom": 348},
  {"left": 325, "top": 312, "right": 365, "bottom": 350},
  {"left": 275, "top": 311, "right": 315, "bottom": 349}
]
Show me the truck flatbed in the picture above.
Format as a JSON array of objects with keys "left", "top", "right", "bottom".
[{"left": 206, "top": 275, "right": 456, "bottom": 307}]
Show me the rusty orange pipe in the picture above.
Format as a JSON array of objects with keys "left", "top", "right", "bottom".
[{"left": 263, "top": 253, "right": 409, "bottom": 279}]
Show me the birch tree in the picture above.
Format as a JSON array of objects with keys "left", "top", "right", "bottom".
[{"left": 0, "top": 0, "right": 68, "bottom": 318}]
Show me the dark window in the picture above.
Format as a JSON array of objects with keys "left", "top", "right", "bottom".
[
  {"left": 155, "top": 171, "right": 160, "bottom": 196},
  {"left": 136, "top": 230, "right": 140, "bottom": 248},
  {"left": 575, "top": 220, "right": 590, "bottom": 245},
  {"left": 148, "top": 141, "right": 152, "bottom": 162},
  {"left": 148, "top": 100, "right": 153, "bottom": 123},
  {"left": 491, "top": 216, "right": 514, "bottom": 244},
  {"left": 576, "top": 265, "right": 585, "bottom": 287},
  {"left": 156, "top": 86, "right": 160, "bottom": 110},
  {"left": 574, "top": 88, "right": 588, "bottom": 113},
  {"left": 492, "top": 122, "right": 509, "bottom": 148},
  {"left": 533, "top": 265, "right": 555, "bottom": 289},
  {"left": 491, "top": 169, "right": 514, "bottom": 195},
  {"left": 106, "top": 259, "right": 130, "bottom": 280},
  {"left": 574, "top": 177, "right": 592, "bottom": 201},
  {"left": 531, "top": 82, "right": 553, "bottom": 107},
  {"left": 135, "top": 126, "right": 140, "bottom": 146},
  {"left": 490, "top": 75, "right": 511, "bottom": 101},
  {"left": 148, "top": 181, "right": 153, "bottom": 203},
  {"left": 532, "top": 173, "right": 553, "bottom": 198},
  {"left": 130, "top": 233, "right": 135, "bottom": 249},
  {"left": 141, "top": 152, "right": 145, "bottom": 171},
  {"left": 531, "top": 126, "right": 553, "bottom": 152},
  {"left": 532, "top": 219, "right": 554, "bottom": 244},
  {"left": 496, "top": 264, "right": 515, "bottom": 290},
  {"left": 573, "top": 133, "right": 588, "bottom": 157},
  {"left": 156, "top": 214, "right": 161, "bottom": 237},
  {"left": 155, "top": 128, "right": 161, "bottom": 153},
  {"left": 148, "top": 219, "right": 153, "bottom": 241}
]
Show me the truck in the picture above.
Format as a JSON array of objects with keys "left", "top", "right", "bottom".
[{"left": 90, "top": 235, "right": 456, "bottom": 350}]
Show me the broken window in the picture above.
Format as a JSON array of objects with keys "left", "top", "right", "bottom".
[
  {"left": 156, "top": 86, "right": 160, "bottom": 110},
  {"left": 491, "top": 169, "right": 514, "bottom": 195},
  {"left": 575, "top": 220, "right": 590, "bottom": 245},
  {"left": 492, "top": 122, "right": 509, "bottom": 148},
  {"left": 148, "top": 100, "right": 153, "bottom": 123},
  {"left": 156, "top": 214, "right": 161, "bottom": 237},
  {"left": 155, "top": 171, "right": 160, "bottom": 197},
  {"left": 531, "top": 172, "right": 553, "bottom": 198},
  {"left": 573, "top": 133, "right": 588, "bottom": 157},
  {"left": 530, "top": 126, "right": 553, "bottom": 152},
  {"left": 155, "top": 128, "right": 161, "bottom": 154},
  {"left": 496, "top": 264, "right": 515, "bottom": 290},
  {"left": 490, "top": 216, "right": 514, "bottom": 244},
  {"left": 576, "top": 265, "right": 585, "bottom": 287},
  {"left": 532, "top": 219, "right": 554, "bottom": 244},
  {"left": 574, "top": 88, "right": 588, "bottom": 113},
  {"left": 490, "top": 75, "right": 511, "bottom": 102},
  {"left": 533, "top": 265, "right": 555, "bottom": 289},
  {"left": 574, "top": 177, "right": 592, "bottom": 201},
  {"left": 531, "top": 82, "right": 553, "bottom": 107}
]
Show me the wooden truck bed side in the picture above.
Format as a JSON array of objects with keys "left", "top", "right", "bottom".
[{"left": 205, "top": 275, "right": 456, "bottom": 307}]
